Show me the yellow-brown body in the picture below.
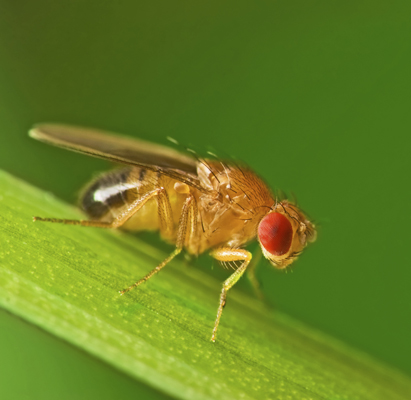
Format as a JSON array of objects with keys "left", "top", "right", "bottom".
[
  {"left": 81, "top": 161, "right": 275, "bottom": 256},
  {"left": 30, "top": 123, "right": 316, "bottom": 341}
]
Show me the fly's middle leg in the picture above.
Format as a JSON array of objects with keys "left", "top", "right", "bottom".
[
  {"left": 210, "top": 248, "right": 252, "bottom": 342},
  {"left": 156, "top": 187, "right": 174, "bottom": 240},
  {"left": 119, "top": 194, "right": 196, "bottom": 295}
]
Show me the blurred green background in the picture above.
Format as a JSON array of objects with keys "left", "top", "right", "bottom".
[{"left": 1, "top": 0, "right": 410, "bottom": 398}]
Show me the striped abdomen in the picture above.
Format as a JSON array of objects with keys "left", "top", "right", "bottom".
[
  {"left": 79, "top": 167, "right": 186, "bottom": 234},
  {"left": 80, "top": 167, "right": 156, "bottom": 225}
]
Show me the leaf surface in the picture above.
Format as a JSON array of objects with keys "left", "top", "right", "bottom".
[{"left": 0, "top": 170, "right": 410, "bottom": 400}]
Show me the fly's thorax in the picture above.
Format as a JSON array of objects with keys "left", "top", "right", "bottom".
[
  {"left": 257, "top": 200, "right": 316, "bottom": 269},
  {"left": 197, "top": 160, "right": 274, "bottom": 212},
  {"left": 195, "top": 160, "right": 275, "bottom": 252}
]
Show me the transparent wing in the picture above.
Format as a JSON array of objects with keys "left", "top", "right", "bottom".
[{"left": 30, "top": 123, "right": 204, "bottom": 191}]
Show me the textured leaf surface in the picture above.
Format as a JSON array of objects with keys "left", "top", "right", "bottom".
[{"left": 0, "top": 170, "right": 410, "bottom": 400}]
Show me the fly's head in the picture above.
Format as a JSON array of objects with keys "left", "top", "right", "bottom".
[{"left": 257, "top": 200, "right": 316, "bottom": 269}]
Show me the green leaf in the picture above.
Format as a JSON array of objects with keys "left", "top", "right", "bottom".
[{"left": 0, "top": 169, "right": 410, "bottom": 400}]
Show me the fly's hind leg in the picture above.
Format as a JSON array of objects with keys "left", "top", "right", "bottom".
[
  {"left": 33, "top": 187, "right": 170, "bottom": 230},
  {"left": 210, "top": 248, "right": 252, "bottom": 342},
  {"left": 119, "top": 194, "right": 196, "bottom": 295}
]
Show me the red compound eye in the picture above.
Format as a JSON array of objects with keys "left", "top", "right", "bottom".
[{"left": 258, "top": 212, "right": 293, "bottom": 256}]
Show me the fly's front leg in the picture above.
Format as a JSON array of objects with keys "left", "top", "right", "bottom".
[
  {"left": 246, "top": 249, "right": 265, "bottom": 302},
  {"left": 120, "top": 194, "right": 196, "bottom": 295},
  {"left": 210, "top": 248, "right": 252, "bottom": 342},
  {"left": 33, "top": 187, "right": 167, "bottom": 229}
]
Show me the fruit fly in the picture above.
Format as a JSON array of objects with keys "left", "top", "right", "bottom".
[{"left": 30, "top": 124, "right": 317, "bottom": 342}]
